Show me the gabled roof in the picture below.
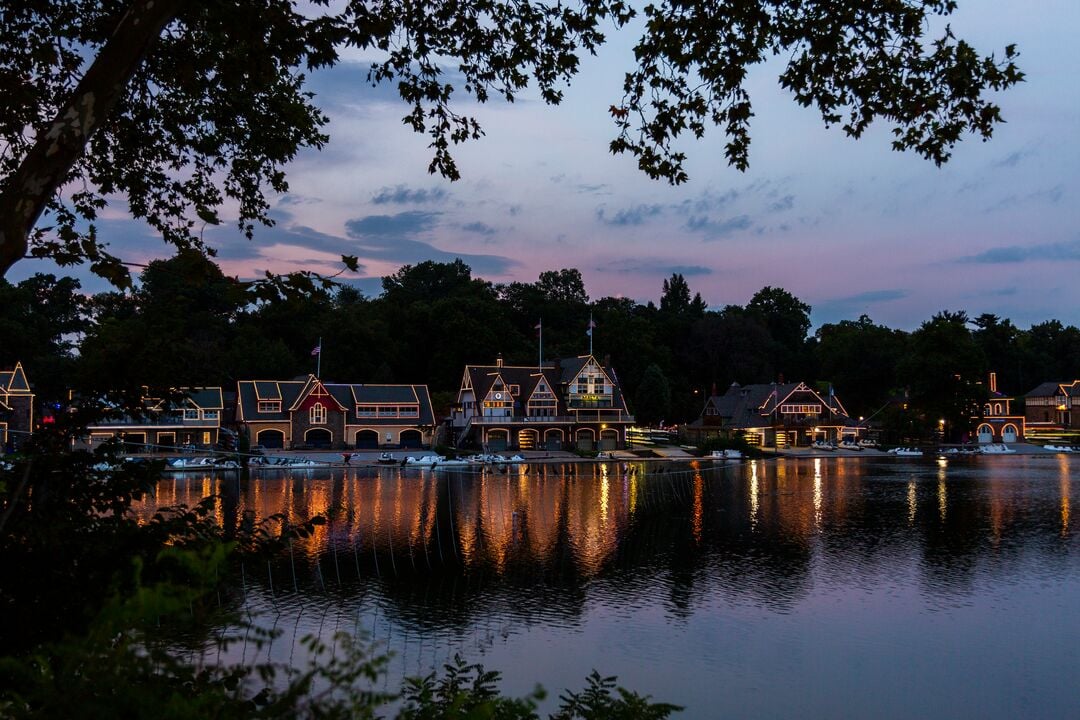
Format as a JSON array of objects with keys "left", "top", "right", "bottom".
[
  {"left": 703, "top": 381, "right": 853, "bottom": 429},
  {"left": 1025, "top": 381, "right": 1067, "bottom": 398},
  {"left": 0, "top": 362, "right": 31, "bottom": 394},
  {"left": 188, "top": 388, "right": 223, "bottom": 410},
  {"left": 237, "top": 378, "right": 436, "bottom": 425},
  {"left": 345, "top": 384, "right": 436, "bottom": 425},
  {"left": 350, "top": 384, "right": 420, "bottom": 404},
  {"left": 288, "top": 375, "right": 347, "bottom": 412},
  {"left": 462, "top": 363, "right": 559, "bottom": 406},
  {"left": 458, "top": 355, "right": 631, "bottom": 415}
]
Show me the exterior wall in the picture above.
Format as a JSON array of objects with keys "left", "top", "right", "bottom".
[
  {"left": 347, "top": 425, "right": 432, "bottom": 447},
  {"left": 2, "top": 395, "right": 34, "bottom": 451},
  {"left": 291, "top": 397, "right": 346, "bottom": 448},
  {"left": 75, "top": 424, "right": 221, "bottom": 451},
  {"left": 244, "top": 422, "right": 292, "bottom": 447},
  {"left": 975, "top": 420, "right": 1024, "bottom": 443}
]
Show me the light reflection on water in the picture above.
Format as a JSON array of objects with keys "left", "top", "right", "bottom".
[{"left": 135, "top": 457, "right": 1079, "bottom": 719}]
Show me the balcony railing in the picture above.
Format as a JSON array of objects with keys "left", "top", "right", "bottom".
[
  {"left": 469, "top": 415, "right": 577, "bottom": 425},
  {"left": 458, "top": 414, "right": 635, "bottom": 426}
]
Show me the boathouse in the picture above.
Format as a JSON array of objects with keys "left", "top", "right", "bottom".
[{"left": 450, "top": 354, "right": 634, "bottom": 451}]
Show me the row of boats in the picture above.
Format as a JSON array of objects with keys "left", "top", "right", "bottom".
[
  {"left": 891, "top": 443, "right": 1018, "bottom": 457},
  {"left": 811, "top": 440, "right": 874, "bottom": 451},
  {"left": 390, "top": 453, "right": 528, "bottom": 467}
]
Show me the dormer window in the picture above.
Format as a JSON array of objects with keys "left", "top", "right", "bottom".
[{"left": 310, "top": 402, "right": 327, "bottom": 424}]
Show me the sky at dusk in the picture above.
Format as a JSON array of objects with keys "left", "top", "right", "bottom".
[{"left": 10, "top": 0, "right": 1080, "bottom": 330}]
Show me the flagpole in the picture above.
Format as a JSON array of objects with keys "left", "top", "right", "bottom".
[
  {"left": 588, "top": 311, "right": 594, "bottom": 356},
  {"left": 538, "top": 319, "right": 543, "bottom": 369}
]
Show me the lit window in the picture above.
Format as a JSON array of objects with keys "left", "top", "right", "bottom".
[{"left": 310, "top": 403, "right": 327, "bottom": 424}]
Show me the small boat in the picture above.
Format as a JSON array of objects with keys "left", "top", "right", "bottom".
[
  {"left": 892, "top": 447, "right": 923, "bottom": 456},
  {"left": 404, "top": 454, "right": 445, "bottom": 466},
  {"left": 978, "top": 443, "right": 1015, "bottom": 455},
  {"left": 1044, "top": 445, "right": 1076, "bottom": 453},
  {"left": 377, "top": 452, "right": 397, "bottom": 465},
  {"left": 167, "top": 456, "right": 241, "bottom": 471},
  {"left": 709, "top": 449, "right": 742, "bottom": 460},
  {"left": 811, "top": 440, "right": 836, "bottom": 451},
  {"left": 838, "top": 440, "right": 863, "bottom": 451}
]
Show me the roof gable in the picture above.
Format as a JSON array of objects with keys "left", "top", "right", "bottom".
[
  {"left": 1, "top": 362, "right": 31, "bottom": 393},
  {"left": 288, "top": 375, "right": 347, "bottom": 412}
]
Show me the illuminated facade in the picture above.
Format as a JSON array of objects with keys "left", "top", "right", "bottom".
[
  {"left": 75, "top": 387, "right": 224, "bottom": 451},
  {"left": 686, "top": 381, "right": 860, "bottom": 448},
  {"left": 451, "top": 354, "right": 634, "bottom": 451},
  {"left": 235, "top": 375, "right": 436, "bottom": 450},
  {"left": 972, "top": 372, "right": 1025, "bottom": 443},
  {"left": 0, "top": 362, "right": 34, "bottom": 452},
  {"left": 1023, "top": 379, "right": 1080, "bottom": 440}
]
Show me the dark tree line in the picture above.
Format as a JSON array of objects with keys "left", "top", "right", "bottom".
[{"left": 4, "top": 254, "right": 1080, "bottom": 435}]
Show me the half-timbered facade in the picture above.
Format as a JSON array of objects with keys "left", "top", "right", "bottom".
[
  {"left": 451, "top": 355, "right": 634, "bottom": 451},
  {"left": 1023, "top": 379, "right": 1080, "bottom": 441},
  {"left": 75, "top": 388, "right": 224, "bottom": 451},
  {"left": 1, "top": 362, "right": 34, "bottom": 452},
  {"left": 236, "top": 376, "right": 436, "bottom": 449},
  {"left": 686, "top": 381, "right": 860, "bottom": 447}
]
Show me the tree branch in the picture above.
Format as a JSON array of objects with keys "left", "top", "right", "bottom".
[{"left": 0, "top": 0, "right": 184, "bottom": 278}]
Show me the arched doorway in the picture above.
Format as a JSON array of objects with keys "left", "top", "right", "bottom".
[
  {"left": 576, "top": 428, "right": 595, "bottom": 451},
  {"left": 400, "top": 429, "right": 423, "bottom": 448},
  {"left": 599, "top": 428, "right": 619, "bottom": 450},
  {"left": 517, "top": 429, "right": 539, "bottom": 450},
  {"left": 355, "top": 429, "right": 379, "bottom": 449},
  {"left": 976, "top": 424, "right": 993, "bottom": 444},
  {"left": 1002, "top": 424, "right": 1018, "bottom": 443},
  {"left": 543, "top": 429, "right": 563, "bottom": 451},
  {"left": 258, "top": 428, "right": 285, "bottom": 449},
  {"left": 305, "top": 428, "right": 332, "bottom": 448},
  {"left": 486, "top": 429, "right": 509, "bottom": 451}
]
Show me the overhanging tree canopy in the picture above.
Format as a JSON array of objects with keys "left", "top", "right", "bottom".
[{"left": 0, "top": 0, "right": 1022, "bottom": 285}]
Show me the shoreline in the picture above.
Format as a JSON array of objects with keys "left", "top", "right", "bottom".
[{"left": 143, "top": 441, "right": 1077, "bottom": 471}]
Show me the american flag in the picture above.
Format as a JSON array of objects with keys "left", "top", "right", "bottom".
[{"left": 311, "top": 344, "right": 321, "bottom": 356}]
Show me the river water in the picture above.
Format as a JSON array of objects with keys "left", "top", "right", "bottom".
[{"left": 136, "top": 456, "right": 1079, "bottom": 719}]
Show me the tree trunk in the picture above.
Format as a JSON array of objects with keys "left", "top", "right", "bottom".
[{"left": 0, "top": 0, "right": 184, "bottom": 278}]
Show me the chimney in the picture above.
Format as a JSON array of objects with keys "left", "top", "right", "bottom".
[{"left": 496, "top": 353, "right": 503, "bottom": 368}]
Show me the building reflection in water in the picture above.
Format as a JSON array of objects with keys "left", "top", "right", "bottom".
[
  {"left": 132, "top": 456, "right": 1076, "bottom": 604},
  {"left": 129, "top": 456, "right": 1079, "bottom": 720},
  {"left": 1059, "top": 455, "right": 1071, "bottom": 536}
]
